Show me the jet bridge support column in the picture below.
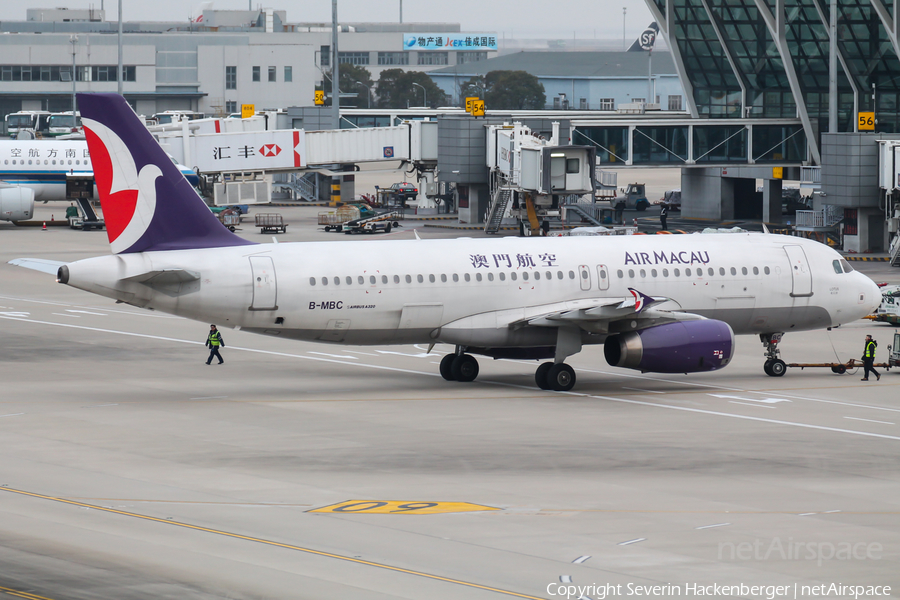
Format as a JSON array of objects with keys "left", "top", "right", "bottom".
[{"left": 762, "top": 178, "right": 783, "bottom": 224}]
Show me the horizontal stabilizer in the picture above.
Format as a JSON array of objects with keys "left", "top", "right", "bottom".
[
  {"left": 8, "top": 258, "right": 67, "bottom": 275},
  {"left": 123, "top": 269, "right": 200, "bottom": 284}
]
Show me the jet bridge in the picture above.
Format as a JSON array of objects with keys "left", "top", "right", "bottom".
[{"left": 153, "top": 120, "right": 438, "bottom": 205}]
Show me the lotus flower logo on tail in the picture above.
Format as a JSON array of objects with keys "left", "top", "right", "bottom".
[
  {"left": 77, "top": 92, "right": 255, "bottom": 254},
  {"left": 83, "top": 118, "right": 161, "bottom": 254}
]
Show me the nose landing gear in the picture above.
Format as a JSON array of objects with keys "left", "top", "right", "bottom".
[{"left": 761, "top": 332, "right": 786, "bottom": 377}]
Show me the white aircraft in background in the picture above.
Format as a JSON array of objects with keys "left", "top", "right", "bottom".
[
  {"left": 10, "top": 93, "right": 882, "bottom": 390},
  {"left": 0, "top": 138, "right": 198, "bottom": 223}
]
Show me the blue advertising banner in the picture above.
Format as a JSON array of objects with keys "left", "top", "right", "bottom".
[{"left": 403, "top": 34, "right": 498, "bottom": 51}]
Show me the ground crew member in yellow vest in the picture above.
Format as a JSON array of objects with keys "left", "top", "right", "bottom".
[
  {"left": 206, "top": 324, "right": 225, "bottom": 365},
  {"left": 861, "top": 334, "right": 880, "bottom": 381}
]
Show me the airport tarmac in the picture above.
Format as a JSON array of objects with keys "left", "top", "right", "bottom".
[{"left": 1, "top": 207, "right": 898, "bottom": 600}]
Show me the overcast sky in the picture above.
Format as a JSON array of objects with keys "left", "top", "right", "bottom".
[{"left": 0, "top": 0, "right": 655, "bottom": 40}]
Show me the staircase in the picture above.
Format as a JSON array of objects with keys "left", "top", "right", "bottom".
[
  {"left": 275, "top": 172, "right": 319, "bottom": 202},
  {"left": 484, "top": 188, "right": 513, "bottom": 234},
  {"left": 564, "top": 204, "right": 603, "bottom": 226},
  {"left": 891, "top": 235, "right": 900, "bottom": 267}
]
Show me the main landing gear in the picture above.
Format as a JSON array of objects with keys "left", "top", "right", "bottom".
[
  {"left": 438, "top": 348, "right": 577, "bottom": 391},
  {"left": 761, "top": 332, "right": 786, "bottom": 377}
]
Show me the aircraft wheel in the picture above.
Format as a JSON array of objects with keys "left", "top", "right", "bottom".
[
  {"left": 439, "top": 354, "right": 457, "bottom": 381},
  {"left": 763, "top": 359, "right": 773, "bottom": 376},
  {"left": 769, "top": 359, "right": 787, "bottom": 377},
  {"left": 451, "top": 354, "right": 479, "bottom": 382},
  {"left": 535, "top": 362, "right": 554, "bottom": 390},
  {"left": 547, "top": 363, "right": 576, "bottom": 391}
]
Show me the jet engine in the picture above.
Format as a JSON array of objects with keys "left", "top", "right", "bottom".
[
  {"left": 604, "top": 320, "right": 734, "bottom": 373},
  {"left": 0, "top": 186, "right": 35, "bottom": 222}
]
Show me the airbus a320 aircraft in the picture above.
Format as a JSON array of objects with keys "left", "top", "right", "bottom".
[{"left": 10, "top": 93, "right": 882, "bottom": 391}]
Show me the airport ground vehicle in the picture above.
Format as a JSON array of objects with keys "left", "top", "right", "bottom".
[
  {"left": 217, "top": 209, "right": 241, "bottom": 232},
  {"left": 48, "top": 112, "right": 82, "bottom": 137},
  {"left": 385, "top": 182, "right": 418, "bottom": 205},
  {"left": 611, "top": 183, "right": 650, "bottom": 211},
  {"left": 342, "top": 209, "right": 403, "bottom": 234},
  {"left": 5, "top": 111, "right": 51, "bottom": 138},
  {"left": 255, "top": 213, "right": 287, "bottom": 233},
  {"left": 657, "top": 189, "right": 681, "bottom": 210},
  {"left": 319, "top": 204, "right": 375, "bottom": 231}
]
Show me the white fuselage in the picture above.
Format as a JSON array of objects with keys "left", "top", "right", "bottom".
[{"left": 62, "top": 233, "right": 881, "bottom": 349}]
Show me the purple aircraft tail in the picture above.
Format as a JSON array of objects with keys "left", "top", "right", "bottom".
[{"left": 77, "top": 92, "right": 255, "bottom": 254}]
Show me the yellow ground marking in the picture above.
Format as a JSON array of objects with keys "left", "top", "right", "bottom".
[
  {"left": 0, "top": 487, "right": 543, "bottom": 600},
  {"left": 0, "top": 586, "right": 57, "bottom": 600},
  {"left": 309, "top": 500, "right": 500, "bottom": 515}
]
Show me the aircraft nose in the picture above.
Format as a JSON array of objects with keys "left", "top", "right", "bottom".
[{"left": 861, "top": 275, "right": 882, "bottom": 315}]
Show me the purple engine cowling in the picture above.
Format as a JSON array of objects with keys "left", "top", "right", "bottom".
[{"left": 604, "top": 320, "right": 734, "bottom": 373}]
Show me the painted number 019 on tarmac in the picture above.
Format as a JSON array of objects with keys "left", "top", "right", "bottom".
[{"left": 309, "top": 500, "right": 499, "bottom": 514}]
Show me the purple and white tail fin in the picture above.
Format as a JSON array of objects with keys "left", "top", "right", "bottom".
[{"left": 78, "top": 93, "right": 254, "bottom": 254}]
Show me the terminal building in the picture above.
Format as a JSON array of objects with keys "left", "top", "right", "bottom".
[{"left": 0, "top": 7, "right": 497, "bottom": 123}]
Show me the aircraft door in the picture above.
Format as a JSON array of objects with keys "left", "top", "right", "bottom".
[
  {"left": 596, "top": 264, "right": 609, "bottom": 290},
  {"left": 578, "top": 265, "right": 592, "bottom": 291},
  {"left": 783, "top": 245, "right": 812, "bottom": 297},
  {"left": 249, "top": 256, "right": 278, "bottom": 310}
]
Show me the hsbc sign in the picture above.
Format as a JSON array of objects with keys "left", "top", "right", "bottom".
[{"left": 193, "top": 130, "right": 306, "bottom": 172}]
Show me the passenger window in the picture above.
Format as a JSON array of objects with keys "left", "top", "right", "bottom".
[
  {"left": 382, "top": 275, "right": 388, "bottom": 284},
  {"left": 347, "top": 276, "right": 353, "bottom": 285},
  {"left": 453, "top": 274, "right": 459, "bottom": 282},
  {"left": 499, "top": 272, "right": 506, "bottom": 281},
  {"left": 465, "top": 273, "right": 471, "bottom": 282},
  {"left": 441, "top": 274, "right": 447, "bottom": 282},
  {"left": 832, "top": 259, "right": 843, "bottom": 274},
  {"left": 764, "top": 266, "right": 771, "bottom": 275},
  {"left": 358, "top": 276, "right": 365, "bottom": 284},
  {"left": 840, "top": 259, "right": 854, "bottom": 273},
  {"left": 511, "top": 272, "right": 517, "bottom": 281},
  {"left": 730, "top": 267, "right": 737, "bottom": 276},
  {"left": 321, "top": 277, "right": 328, "bottom": 286},
  {"left": 557, "top": 271, "right": 563, "bottom": 279},
  {"left": 488, "top": 273, "right": 494, "bottom": 281},
  {"left": 429, "top": 274, "right": 435, "bottom": 283},
  {"left": 617, "top": 269, "right": 624, "bottom": 278},
  {"left": 546, "top": 271, "right": 552, "bottom": 279},
  {"left": 369, "top": 276, "right": 376, "bottom": 284},
  {"left": 719, "top": 267, "right": 725, "bottom": 276},
  {"left": 309, "top": 277, "right": 316, "bottom": 286},
  {"left": 674, "top": 268, "right": 680, "bottom": 276},
  {"left": 628, "top": 269, "right": 635, "bottom": 278},
  {"left": 753, "top": 267, "right": 759, "bottom": 275},
  {"left": 476, "top": 273, "right": 483, "bottom": 282},
  {"left": 640, "top": 269, "right": 646, "bottom": 278},
  {"left": 522, "top": 272, "right": 529, "bottom": 281},
  {"left": 741, "top": 267, "right": 747, "bottom": 275},
  {"left": 393, "top": 275, "right": 400, "bottom": 283},
  {"left": 708, "top": 268, "right": 714, "bottom": 276},
  {"left": 534, "top": 272, "right": 541, "bottom": 280},
  {"left": 405, "top": 275, "right": 412, "bottom": 283},
  {"left": 662, "top": 268, "right": 669, "bottom": 277},
  {"left": 334, "top": 276, "right": 340, "bottom": 285},
  {"left": 568, "top": 271, "right": 576, "bottom": 279},
  {"left": 417, "top": 274, "right": 424, "bottom": 283},
  {"left": 685, "top": 268, "right": 691, "bottom": 276}
]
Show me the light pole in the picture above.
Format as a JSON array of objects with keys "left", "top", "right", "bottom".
[
  {"left": 352, "top": 80, "right": 371, "bottom": 108},
  {"left": 412, "top": 82, "right": 426, "bottom": 107},
  {"left": 117, "top": 0, "right": 123, "bottom": 95},
  {"left": 331, "top": 0, "right": 340, "bottom": 130},
  {"left": 69, "top": 35, "right": 78, "bottom": 120},
  {"left": 622, "top": 7, "right": 627, "bottom": 50}
]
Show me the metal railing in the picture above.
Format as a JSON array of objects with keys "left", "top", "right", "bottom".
[{"left": 800, "top": 166, "right": 821, "bottom": 186}]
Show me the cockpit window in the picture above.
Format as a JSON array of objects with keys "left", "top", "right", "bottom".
[
  {"left": 840, "top": 259, "right": 854, "bottom": 273},
  {"left": 832, "top": 259, "right": 842, "bottom": 274}
]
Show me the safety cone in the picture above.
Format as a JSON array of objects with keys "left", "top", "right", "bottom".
[
  {"left": 42, "top": 222, "right": 47, "bottom": 230},
  {"left": 51, "top": 214, "right": 54, "bottom": 222}
]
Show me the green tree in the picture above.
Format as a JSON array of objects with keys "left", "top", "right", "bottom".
[
  {"left": 484, "top": 70, "right": 546, "bottom": 110},
  {"left": 459, "top": 76, "right": 486, "bottom": 106},
  {"left": 376, "top": 69, "right": 448, "bottom": 109},
  {"left": 316, "top": 64, "right": 374, "bottom": 108}
]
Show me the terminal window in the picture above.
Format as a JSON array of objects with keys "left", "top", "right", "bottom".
[
  {"left": 457, "top": 51, "right": 487, "bottom": 64},
  {"left": 320, "top": 46, "right": 330, "bottom": 67},
  {"left": 268, "top": 66, "right": 276, "bottom": 82},
  {"left": 1, "top": 65, "right": 135, "bottom": 82},
  {"left": 226, "top": 101, "right": 237, "bottom": 113},
  {"left": 378, "top": 52, "right": 409, "bottom": 65},
  {"left": 339, "top": 52, "right": 370, "bottom": 66},
  {"left": 600, "top": 98, "right": 615, "bottom": 110},
  {"left": 668, "top": 95, "right": 683, "bottom": 111},
  {"left": 252, "top": 66, "right": 260, "bottom": 82},
  {"left": 284, "top": 66, "right": 292, "bottom": 82},
  {"left": 225, "top": 66, "right": 236, "bottom": 89},
  {"left": 418, "top": 52, "right": 448, "bottom": 65}
]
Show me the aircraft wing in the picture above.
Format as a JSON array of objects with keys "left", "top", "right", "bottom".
[{"left": 8, "top": 258, "right": 67, "bottom": 276}]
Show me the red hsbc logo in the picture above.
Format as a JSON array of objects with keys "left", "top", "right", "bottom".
[{"left": 260, "top": 144, "right": 282, "bottom": 157}]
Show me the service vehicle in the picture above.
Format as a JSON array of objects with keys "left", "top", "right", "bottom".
[
  {"left": 610, "top": 183, "right": 650, "bottom": 211},
  {"left": 47, "top": 112, "right": 82, "bottom": 137},
  {"left": 255, "top": 213, "right": 287, "bottom": 233},
  {"left": 657, "top": 189, "right": 681, "bottom": 210},
  {"left": 5, "top": 111, "right": 51, "bottom": 138}
]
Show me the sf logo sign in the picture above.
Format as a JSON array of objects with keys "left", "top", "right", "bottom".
[{"left": 639, "top": 22, "right": 659, "bottom": 51}]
